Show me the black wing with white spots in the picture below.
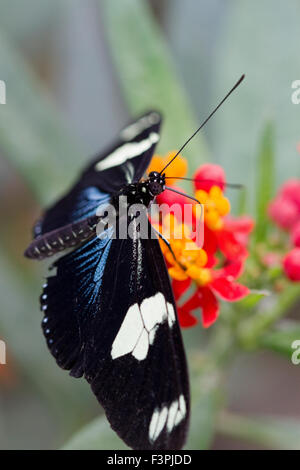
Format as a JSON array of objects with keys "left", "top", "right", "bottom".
[
  {"left": 33, "top": 111, "right": 162, "bottom": 238},
  {"left": 41, "top": 223, "right": 190, "bottom": 450}
]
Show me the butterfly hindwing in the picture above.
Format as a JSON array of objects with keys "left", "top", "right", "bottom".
[{"left": 41, "top": 222, "right": 189, "bottom": 450}]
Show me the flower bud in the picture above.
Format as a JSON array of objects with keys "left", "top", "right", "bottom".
[
  {"left": 193, "top": 164, "right": 226, "bottom": 192},
  {"left": 283, "top": 248, "right": 300, "bottom": 281},
  {"left": 268, "top": 196, "right": 299, "bottom": 230}
]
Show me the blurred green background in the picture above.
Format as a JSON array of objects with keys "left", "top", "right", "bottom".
[{"left": 0, "top": 0, "right": 300, "bottom": 450}]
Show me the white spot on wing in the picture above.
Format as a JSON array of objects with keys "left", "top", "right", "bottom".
[
  {"left": 167, "top": 302, "right": 176, "bottom": 327},
  {"left": 175, "top": 395, "right": 187, "bottom": 427},
  {"left": 132, "top": 328, "right": 149, "bottom": 360},
  {"left": 120, "top": 112, "right": 160, "bottom": 141},
  {"left": 166, "top": 400, "right": 179, "bottom": 432},
  {"left": 149, "top": 395, "right": 187, "bottom": 442},
  {"left": 111, "top": 304, "right": 143, "bottom": 359},
  {"left": 111, "top": 292, "right": 176, "bottom": 361},
  {"left": 95, "top": 132, "right": 159, "bottom": 172},
  {"left": 154, "top": 406, "right": 168, "bottom": 441},
  {"left": 140, "top": 292, "right": 167, "bottom": 331},
  {"left": 149, "top": 325, "right": 159, "bottom": 345},
  {"left": 149, "top": 409, "right": 160, "bottom": 442}
]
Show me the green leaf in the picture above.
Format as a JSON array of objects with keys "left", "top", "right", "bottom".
[
  {"left": 238, "top": 284, "right": 300, "bottom": 349},
  {"left": 62, "top": 416, "right": 128, "bottom": 450},
  {"left": 212, "top": 0, "right": 300, "bottom": 199},
  {"left": 100, "top": 0, "right": 210, "bottom": 177},
  {"left": 0, "top": 31, "right": 96, "bottom": 437},
  {"left": 0, "top": 0, "right": 60, "bottom": 43},
  {"left": 0, "top": 251, "right": 96, "bottom": 436},
  {"left": 237, "top": 290, "right": 269, "bottom": 310},
  {"left": 237, "top": 186, "right": 248, "bottom": 215},
  {"left": 185, "top": 381, "right": 220, "bottom": 450},
  {"left": 254, "top": 123, "right": 274, "bottom": 242},
  {"left": 0, "top": 30, "right": 83, "bottom": 205},
  {"left": 260, "top": 321, "right": 300, "bottom": 357},
  {"left": 217, "top": 411, "right": 300, "bottom": 450}
]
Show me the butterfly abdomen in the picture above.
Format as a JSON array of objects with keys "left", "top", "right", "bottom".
[{"left": 24, "top": 214, "right": 99, "bottom": 260}]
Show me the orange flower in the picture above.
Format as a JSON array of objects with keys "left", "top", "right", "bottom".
[
  {"left": 194, "top": 185, "right": 230, "bottom": 231},
  {"left": 158, "top": 215, "right": 211, "bottom": 286}
]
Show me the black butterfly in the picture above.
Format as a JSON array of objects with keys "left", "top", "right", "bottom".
[{"left": 25, "top": 111, "right": 190, "bottom": 450}]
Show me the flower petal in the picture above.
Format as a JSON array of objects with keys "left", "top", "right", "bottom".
[
  {"left": 203, "top": 226, "right": 218, "bottom": 256},
  {"left": 172, "top": 278, "right": 192, "bottom": 300},
  {"left": 180, "top": 291, "right": 202, "bottom": 311},
  {"left": 193, "top": 164, "right": 226, "bottom": 192},
  {"left": 215, "top": 260, "right": 244, "bottom": 280},
  {"left": 283, "top": 248, "right": 300, "bottom": 281},
  {"left": 180, "top": 288, "right": 219, "bottom": 328},
  {"left": 217, "top": 229, "right": 248, "bottom": 260},
  {"left": 177, "top": 306, "right": 198, "bottom": 328},
  {"left": 224, "top": 215, "right": 254, "bottom": 234},
  {"left": 211, "top": 278, "right": 250, "bottom": 301},
  {"left": 197, "top": 287, "right": 219, "bottom": 328}
]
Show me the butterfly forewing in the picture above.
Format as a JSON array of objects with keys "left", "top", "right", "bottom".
[{"left": 33, "top": 111, "right": 162, "bottom": 238}]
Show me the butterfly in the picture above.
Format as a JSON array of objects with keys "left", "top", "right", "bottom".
[
  {"left": 24, "top": 75, "right": 244, "bottom": 450},
  {"left": 25, "top": 110, "right": 191, "bottom": 450}
]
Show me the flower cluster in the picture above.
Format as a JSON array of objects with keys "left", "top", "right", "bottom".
[
  {"left": 148, "top": 155, "right": 253, "bottom": 328},
  {"left": 268, "top": 179, "right": 300, "bottom": 281}
]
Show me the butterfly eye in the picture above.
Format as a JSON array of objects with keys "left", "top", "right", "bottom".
[{"left": 149, "top": 171, "right": 160, "bottom": 178}]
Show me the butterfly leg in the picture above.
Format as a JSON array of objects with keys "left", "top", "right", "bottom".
[{"left": 151, "top": 226, "right": 186, "bottom": 271}]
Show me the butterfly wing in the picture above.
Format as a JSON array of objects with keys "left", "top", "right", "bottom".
[
  {"left": 41, "top": 223, "right": 189, "bottom": 450},
  {"left": 80, "top": 110, "right": 162, "bottom": 193},
  {"left": 33, "top": 111, "right": 162, "bottom": 237}
]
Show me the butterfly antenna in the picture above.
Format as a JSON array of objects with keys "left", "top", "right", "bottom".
[
  {"left": 164, "top": 186, "right": 204, "bottom": 247},
  {"left": 165, "top": 186, "right": 202, "bottom": 205},
  {"left": 159, "top": 74, "right": 245, "bottom": 175},
  {"left": 165, "top": 177, "right": 244, "bottom": 189}
]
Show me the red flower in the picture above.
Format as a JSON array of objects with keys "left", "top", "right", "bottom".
[
  {"left": 153, "top": 160, "right": 251, "bottom": 328},
  {"left": 267, "top": 177, "right": 300, "bottom": 282},
  {"left": 174, "top": 260, "right": 249, "bottom": 328},
  {"left": 283, "top": 248, "right": 300, "bottom": 281},
  {"left": 156, "top": 185, "right": 194, "bottom": 210},
  {"left": 223, "top": 216, "right": 254, "bottom": 247},
  {"left": 291, "top": 221, "right": 300, "bottom": 248},
  {"left": 279, "top": 179, "right": 300, "bottom": 210},
  {"left": 202, "top": 216, "right": 253, "bottom": 262},
  {"left": 193, "top": 163, "right": 226, "bottom": 192},
  {"left": 268, "top": 178, "right": 300, "bottom": 231},
  {"left": 268, "top": 196, "right": 299, "bottom": 230}
]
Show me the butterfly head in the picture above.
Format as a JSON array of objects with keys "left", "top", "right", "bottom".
[{"left": 147, "top": 171, "right": 165, "bottom": 197}]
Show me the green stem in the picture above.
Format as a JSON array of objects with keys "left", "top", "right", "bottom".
[
  {"left": 237, "top": 284, "right": 300, "bottom": 349},
  {"left": 216, "top": 410, "right": 300, "bottom": 450},
  {"left": 216, "top": 411, "right": 269, "bottom": 447}
]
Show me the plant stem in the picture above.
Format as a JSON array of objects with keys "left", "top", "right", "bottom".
[{"left": 237, "top": 284, "right": 300, "bottom": 349}]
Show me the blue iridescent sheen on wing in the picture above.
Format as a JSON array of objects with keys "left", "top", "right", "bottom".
[
  {"left": 34, "top": 186, "right": 110, "bottom": 237},
  {"left": 41, "top": 230, "right": 113, "bottom": 375},
  {"left": 40, "top": 221, "right": 189, "bottom": 450}
]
